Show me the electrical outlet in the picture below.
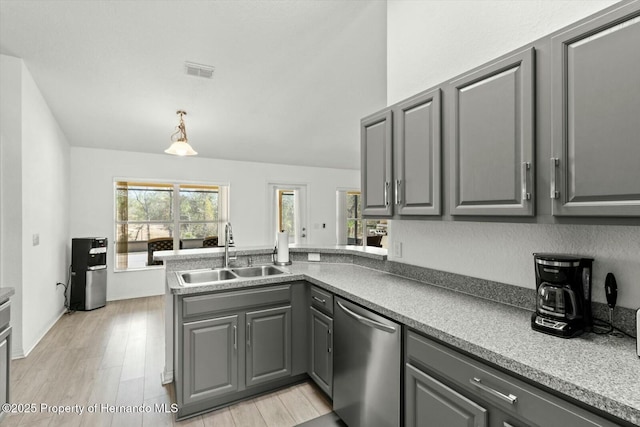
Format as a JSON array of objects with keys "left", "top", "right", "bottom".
[
  {"left": 32, "top": 233, "right": 40, "bottom": 246},
  {"left": 308, "top": 253, "right": 321, "bottom": 262},
  {"left": 393, "top": 241, "right": 402, "bottom": 258}
]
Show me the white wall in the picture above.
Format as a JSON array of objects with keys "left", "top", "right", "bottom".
[
  {"left": 0, "top": 54, "right": 71, "bottom": 357},
  {"left": 387, "top": 0, "right": 618, "bottom": 104},
  {"left": 70, "top": 147, "right": 360, "bottom": 300},
  {"left": 20, "top": 62, "right": 71, "bottom": 352},
  {"left": 0, "top": 54, "right": 24, "bottom": 356},
  {"left": 386, "top": 1, "right": 640, "bottom": 310}
]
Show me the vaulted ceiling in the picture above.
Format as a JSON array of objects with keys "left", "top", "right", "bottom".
[{"left": 0, "top": 0, "right": 387, "bottom": 169}]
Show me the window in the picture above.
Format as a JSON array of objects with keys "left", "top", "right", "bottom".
[
  {"left": 346, "top": 191, "right": 363, "bottom": 245},
  {"left": 278, "top": 190, "right": 296, "bottom": 238},
  {"left": 115, "top": 181, "right": 228, "bottom": 270},
  {"left": 337, "top": 190, "right": 387, "bottom": 248}
]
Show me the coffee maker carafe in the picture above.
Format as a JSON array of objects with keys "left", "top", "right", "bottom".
[{"left": 531, "top": 253, "right": 593, "bottom": 338}]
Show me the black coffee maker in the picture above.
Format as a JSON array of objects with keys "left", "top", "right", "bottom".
[{"left": 531, "top": 253, "right": 593, "bottom": 338}]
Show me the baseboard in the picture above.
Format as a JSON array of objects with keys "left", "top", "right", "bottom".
[{"left": 13, "top": 307, "right": 66, "bottom": 359}]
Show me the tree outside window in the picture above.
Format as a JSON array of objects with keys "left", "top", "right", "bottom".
[
  {"left": 344, "top": 191, "right": 386, "bottom": 247},
  {"left": 115, "top": 182, "right": 223, "bottom": 270},
  {"left": 278, "top": 190, "right": 296, "bottom": 240}
]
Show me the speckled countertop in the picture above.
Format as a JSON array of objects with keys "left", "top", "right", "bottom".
[
  {"left": 166, "top": 262, "right": 639, "bottom": 425},
  {"left": 0, "top": 287, "right": 15, "bottom": 302},
  {"left": 155, "top": 244, "right": 387, "bottom": 262}
]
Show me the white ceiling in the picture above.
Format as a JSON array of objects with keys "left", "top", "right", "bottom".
[{"left": 0, "top": 0, "right": 387, "bottom": 170}]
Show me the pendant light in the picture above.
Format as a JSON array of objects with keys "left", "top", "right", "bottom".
[{"left": 165, "top": 110, "right": 198, "bottom": 156}]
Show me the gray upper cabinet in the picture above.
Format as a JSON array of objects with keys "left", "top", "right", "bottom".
[
  {"left": 450, "top": 47, "right": 535, "bottom": 216},
  {"left": 182, "top": 315, "right": 238, "bottom": 405},
  {"left": 396, "top": 89, "right": 442, "bottom": 215},
  {"left": 551, "top": 2, "right": 640, "bottom": 216},
  {"left": 361, "top": 110, "right": 393, "bottom": 217},
  {"left": 246, "top": 305, "right": 292, "bottom": 387}
]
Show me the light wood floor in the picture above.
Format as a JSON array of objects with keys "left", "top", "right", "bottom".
[{"left": 4, "top": 296, "right": 332, "bottom": 427}]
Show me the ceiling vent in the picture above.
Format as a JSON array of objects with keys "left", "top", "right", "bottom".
[{"left": 184, "top": 61, "right": 215, "bottom": 79}]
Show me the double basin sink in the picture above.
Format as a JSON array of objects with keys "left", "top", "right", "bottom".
[{"left": 177, "top": 265, "right": 289, "bottom": 287}]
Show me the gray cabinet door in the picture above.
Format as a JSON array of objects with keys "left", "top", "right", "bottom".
[
  {"left": 0, "top": 327, "right": 10, "bottom": 411},
  {"left": 246, "top": 305, "right": 292, "bottom": 387},
  {"left": 551, "top": 3, "right": 640, "bottom": 216},
  {"left": 182, "top": 315, "right": 238, "bottom": 405},
  {"left": 396, "top": 89, "right": 442, "bottom": 216},
  {"left": 405, "top": 363, "right": 487, "bottom": 427},
  {"left": 450, "top": 47, "right": 535, "bottom": 216},
  {"left": 309, "top": 307, "right": 333, "bottom": 397},
  {"left": 361, "top": 110, "right": 393, "bottom": 217}
]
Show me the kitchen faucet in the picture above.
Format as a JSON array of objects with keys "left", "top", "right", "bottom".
[{"left": 224, "top": 222, "right": 236, "bottom": 268}]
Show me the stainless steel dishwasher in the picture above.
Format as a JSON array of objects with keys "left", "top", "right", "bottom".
[{"left": 333, "top": 297, "right": 401, "bottom": 427}]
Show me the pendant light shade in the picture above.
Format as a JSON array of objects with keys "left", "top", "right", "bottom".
[{"left": 165, "top": 110, "right": 197, "bottom": 156}]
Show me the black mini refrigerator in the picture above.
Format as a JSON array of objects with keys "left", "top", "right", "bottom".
[{"left": 70, "top": 237, "right": 107, "bottom": 311}]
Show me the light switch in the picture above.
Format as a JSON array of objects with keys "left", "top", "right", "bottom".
[{"left": 32, "top": 233, "right": 40, "bottom": 246}]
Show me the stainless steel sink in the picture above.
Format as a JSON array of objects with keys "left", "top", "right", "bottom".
[
  {"left": 231, "top": 265, "right": 287, "bottom": 277},
  {"left": 178, "top": 269, "right": 238, "bottom": 285},
  {"left": 176, "top": 265, "right": 289, "bottom": 286}
]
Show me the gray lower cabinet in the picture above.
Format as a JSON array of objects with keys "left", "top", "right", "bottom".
[
  {"left": 405, "top": 363, "right": 487, "bottom": 427},
  {"left": 450, "top": 47, "right": 535, "bottom": 216},
  {"left": 246, "top": 305, "right": 291, "bottom": 387},
  {"left": 175, "top": 283, "right": 303, "bottom": 419},
  {"left": 550, "top": 1, "right": 640, "bottom": 216},
  {"left": 0, "top": 297, "right": 11, "bottom": 422},
  {"left": 309, "top": 306, "right": 333, "bottom": 396},
  {"left": 361, "top": 109, "right": 393, "bottom": 217},
  {"left": 406, "top": 329, "right": 623, "bottom": 427},
  {"left": 182, "top": 315, "right": 238, "bottom": 405}
]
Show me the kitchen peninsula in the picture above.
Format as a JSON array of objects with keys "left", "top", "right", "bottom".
[{"left": 157, "top": 247, "right": 639, "bottom": 426}]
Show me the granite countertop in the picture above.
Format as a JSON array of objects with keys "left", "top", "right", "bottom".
[
  {"left": 166, "top": 261, "right": 639, "bottom": 425},
  {"left": 0, "top": 287, "right": 15, "bottom": 302},
  {"left": 155, "top": 244, "right": 387, "bottom": 262}
]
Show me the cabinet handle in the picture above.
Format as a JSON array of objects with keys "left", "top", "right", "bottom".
[
  {"left": 312, "top": 296, "right": 326, "bottom": 304},
  {"left": 233, "top": 325, "right": 237, "bottom": 350},
  {"left": 521, "top": 162, "right": 531, "bottom": 201},
  {"left": 384, "top": 181, "right": 390, "bottom": 207},
  {"left": 395, "top": 180, "right": 402, "bottom": 205},
  {"left": 550, "top": 157, "right": 559, "bottom": 199},
  {"left": 327, "top": 329, "right": 332, "bottom": 353},
  {"left": 247, "top": 323, "right": 251, "bottom": 347},
  {"left": 469, "top": 377, "right": 518, "bottom": 405}
]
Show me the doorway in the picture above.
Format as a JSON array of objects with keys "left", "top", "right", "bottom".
[{"left": 267, "top": 183, "right": 308, "bottom": 246}]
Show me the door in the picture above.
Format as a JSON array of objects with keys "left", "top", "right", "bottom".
[
  {"left": 551, "top": 3, "right": 640, "bottom": 216},
  {"left": 268, "top": 183, "right": 308, "bottom": 245},
  {"left": 405, "top": 363, "right": 487, "bottom": 427},
  {"left": 450, "top": 47, "right": 535, "bottom": 216},
  {"left": 246, "top": 306, "right": 291, "bottom": 387},
  {"left": 396, "top": 88, "right": 442, "bottom": 216},
  {"left": 182, "top": 315, "right": 238, "bottom": 405},
  {"left": 309, "top": 307, "right": 333, "bottom": 396},
  {"left": 361, "top": 109, "right": 393, "bottom": 217}
]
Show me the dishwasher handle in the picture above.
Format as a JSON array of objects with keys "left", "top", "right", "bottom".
[{"left": 336, "top": 301, "right": 396, "bottom": 333}]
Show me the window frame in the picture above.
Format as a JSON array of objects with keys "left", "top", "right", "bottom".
[{"left": 113, "top": 178, "right": 229, "bottom": 271}]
